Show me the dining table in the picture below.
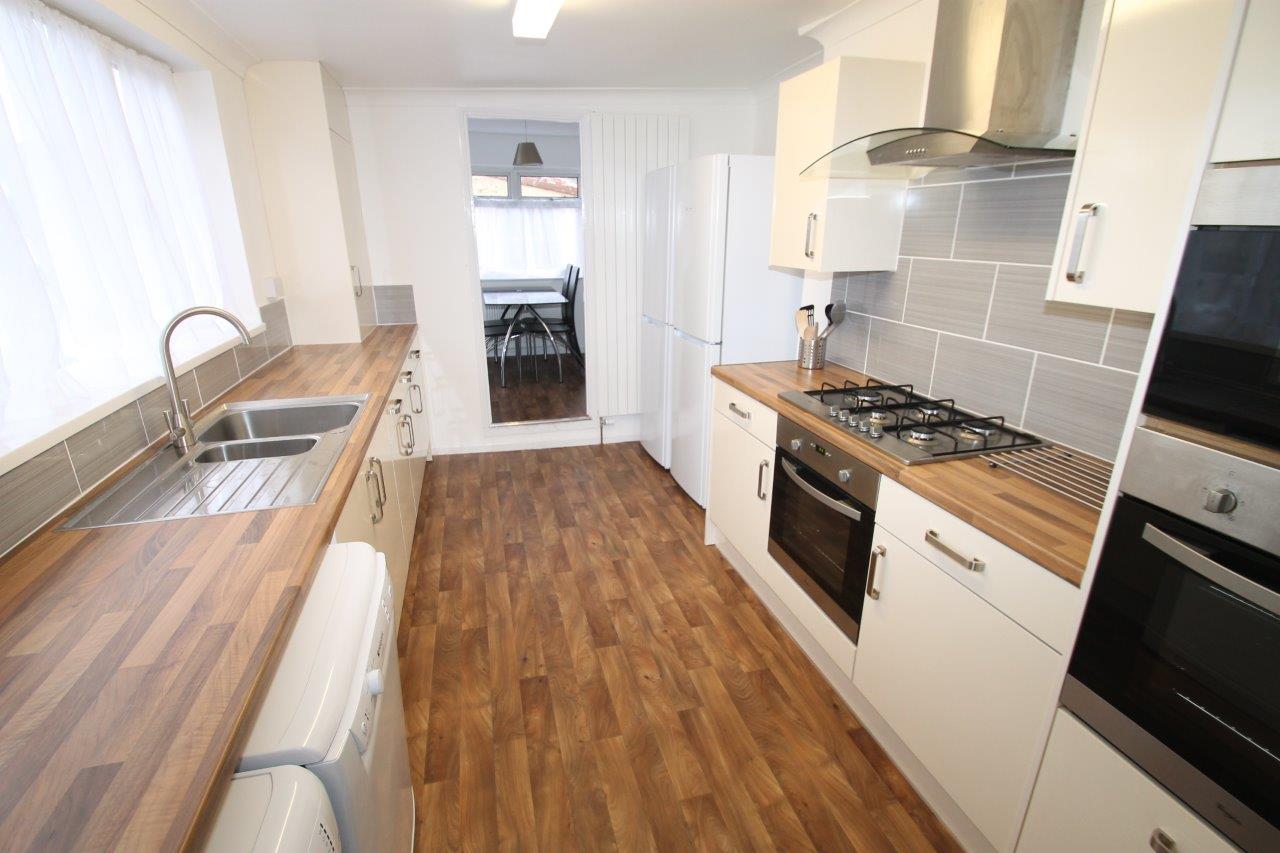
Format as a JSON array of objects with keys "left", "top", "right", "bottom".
[{"left": 483, "top": 289, "right": 567, "bottom": 387}]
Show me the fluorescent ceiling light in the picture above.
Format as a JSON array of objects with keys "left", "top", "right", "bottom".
[{"left": 512, "top": 0, "right": 564, "bottom": 39}]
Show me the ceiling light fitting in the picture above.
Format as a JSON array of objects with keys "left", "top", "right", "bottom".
[
  {"left": 513, "top": 120, "right": 543, "bottom": 167},
  {"left": 512, "top": 0, "right": 564, "bottom": 39}
]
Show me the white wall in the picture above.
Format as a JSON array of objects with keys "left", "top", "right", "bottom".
[{"left": 347, "top": 87, "right": 761, "bottom": 454}]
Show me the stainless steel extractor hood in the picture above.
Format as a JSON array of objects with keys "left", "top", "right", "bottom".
[{"left": 804, "top": 0, "right": 1089, "bottom": 179}]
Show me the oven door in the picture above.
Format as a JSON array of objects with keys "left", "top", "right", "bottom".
[
  {"left": 1065, "top": 494, "right": 1280, "bottom": 851},
  {"left": 766, "top": 447, "right": 875, "bottom": 642}
]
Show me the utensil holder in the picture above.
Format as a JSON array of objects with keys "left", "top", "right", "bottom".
[{"left": 798, "top": 336, "right": 827, "bottom": 370}]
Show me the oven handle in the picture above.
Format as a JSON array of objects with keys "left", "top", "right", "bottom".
[
  {"left": 1142, "top": 524, "right": 1280, "bottom": 617},
  {"left": 780, "top": 458, "right": 862, "bottom": 522}
]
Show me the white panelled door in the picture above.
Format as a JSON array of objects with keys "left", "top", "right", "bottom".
[{"left": 582, "top": 113, "right": 690, "bottom": 417}]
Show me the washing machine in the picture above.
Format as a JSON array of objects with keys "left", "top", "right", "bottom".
[
  {"left": 206, "top": 765, "right": 340, "bottom": 852},
  {"left": 239, "top": 542, "right": 413, "bottom": 852}
]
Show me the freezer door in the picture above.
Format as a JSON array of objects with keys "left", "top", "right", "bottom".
[
  {"left": 669, "top": 328, "right": 721, "bottom": 507},
  {"left": 642, "top": 167, "right": 676, "bottom": 322},
  {"left": 671, "top": 155, "right": 730, "bottom": 344},
  {"left": 640, "top": 316, "right": 672, "bottom": 468}
]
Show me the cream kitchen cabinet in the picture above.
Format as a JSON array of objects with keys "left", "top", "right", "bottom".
[
  {"left": 853, "top": 525, "right": 1063, "bottom": 852},
  {"left": 706, "top": 380, "right": 855, "bottom": 675},
  {"left": 1211, "top": 0, "right": 1280, "bottom": 164},
  {"left": 1045, "top": 0, "right": 1246, "bottom": 312},
  {"left": 770, "top": 56, "right": 926, "bottom": 273},
  {"left": 1018, "top": 710, "right": 1235, "bottom": 853}
]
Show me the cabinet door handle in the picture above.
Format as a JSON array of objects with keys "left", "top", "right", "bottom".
[
  {"left": 866, "top": 544, "right": 886, "bottom": 600},
  {"left": 372, "top": 456, "right": 387, "bottom": 504},
  {"left": 366, "top": 458, "right": 385, "bottom": 523},
  {"left": 1065, "top": 202, "right": 1100, "bottom": 283},
  {"left": 803, "top": 212, "right": 817, "bottom": 259},
  {"left": 727, "top": 402, "right": 751, "bottom": 421},
  {"left": 1149, "top": 828, "right": 1176, "bottom": 853},
  {"left": 756, "top": 460, "right": 769, "bottom": 500},
  {"left": 351, "top": 264, "right": 364, "bottom": 297},
  {"left": 924, "top": 529, "right": 985, "bottom": 572},
  {"left": 409, "top": 383, "right": 424, "bottom": 414},
  {"left": 398, "top": 414, "right": 415, "bottom": 456}
]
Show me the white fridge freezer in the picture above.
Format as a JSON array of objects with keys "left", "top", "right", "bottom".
[
  {"left": 640, "top": 166, "right": 676, "bottom": 468},
  {"left": 657, "top": 154, "right": 802, "bottom": 506}
]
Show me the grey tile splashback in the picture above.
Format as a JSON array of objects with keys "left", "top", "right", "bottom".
[
  {"left": 373, "top": 285, "right": 417, "bottom": 325},
  {"left": 827, "top": 169, "right": 1156, "bottom": 460},
  {"left": 0, "top": 299, "right": 294, "bottom": 559}
]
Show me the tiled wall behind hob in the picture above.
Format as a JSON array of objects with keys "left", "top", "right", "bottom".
[{"left": 825, "top": 160, "right": 1154, "bottom": 460}]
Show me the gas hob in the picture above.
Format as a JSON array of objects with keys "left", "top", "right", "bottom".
[{"left": 779, "top": 381, "right": 1042, "bottom": 465}]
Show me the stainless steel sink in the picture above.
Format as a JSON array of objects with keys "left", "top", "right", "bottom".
[
  {"left": 63, "top": 395, "right": 369, "bottom": 529},
  {"left": 196, "top": 402, "right": 361, "bottom": 443}
]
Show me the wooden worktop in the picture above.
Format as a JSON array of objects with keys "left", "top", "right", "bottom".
[
  {"left": 0, "top": 324, "right": 416, "bottom": 851},
  {"left": 712, "top": 361, "right": 1099, "bottom": 586}
]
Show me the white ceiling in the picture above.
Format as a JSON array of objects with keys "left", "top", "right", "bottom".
[{"left": 191, "top": 0, "right": 851, "bottom": 89}]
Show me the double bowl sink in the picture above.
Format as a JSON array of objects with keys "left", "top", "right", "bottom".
[{"left": 64, "top": 395, "right": 369, "bottom": 529}]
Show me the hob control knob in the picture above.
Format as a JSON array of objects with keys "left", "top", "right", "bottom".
[
  {"left": 790, "top": 438, "right": 802, "bottom": 452},
  {"left": 827, "top": 406, "right": 839, "bottom": 418},
  {"left": 838, "top": 469, "right": 852, "bottom": 483},
  {"left": 868, "top": 425, "right": 883, "bottom": 439},
  {"left": 1203, "top": 487, "right": 1238, "bottom": 514}
]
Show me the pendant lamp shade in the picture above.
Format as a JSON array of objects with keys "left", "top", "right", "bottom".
[{"left": 513, "top": 140, "right": 543, "bottom": 166}]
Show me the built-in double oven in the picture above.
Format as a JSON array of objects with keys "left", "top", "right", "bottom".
[
  {"left": 1065, "top": 176, "right": 1280, "bottom": 851},
  {"left": 767, "top": 417, "right": 879, "bottom": 642}
]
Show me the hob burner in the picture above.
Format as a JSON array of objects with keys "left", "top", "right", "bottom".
[
  {"left": 958, "top": 420, "right": 1001, "bottom": 440},
  {"left": 905, "top": 426, "right": 938, "bottom": 445}
]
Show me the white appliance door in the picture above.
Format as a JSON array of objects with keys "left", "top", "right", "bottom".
[
  {"left": 669, "top": 328, "right": 721, "bottom": 507},
  {"left": 642, "top": 167, "right": 675, "bottom": 323},
  {"left": 640, "top": 315, "right": 671, "bottom": 468},
  {"left": 671, "top": 155, "right": 729, "bottom": 344},
  {"left": 719, "top": 155, "right": 807, "bottom": 364}
]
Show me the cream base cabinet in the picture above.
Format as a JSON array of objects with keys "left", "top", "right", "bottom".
[
  {"left": 707, "top": 410, "right": 773, "bottom": 571},
  {"left": 1018, "top": 710, "right": 1235, "bottom": 853},
  {"left": 770, "top": 57, "right": 926, "bottom": 273},
  {"left": 1045, "top": 0, "right": 1245, "bottom": 312},
  {"left": 853, "top": 527, "right": 1062, "bottom": 852}
]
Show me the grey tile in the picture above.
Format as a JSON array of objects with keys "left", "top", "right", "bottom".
[
  {"left": 985, "top": 265, "right": 1111, "bottom": 361},
  {"left": 1023, "top": 356, "right": 1138, "bottom": 459},
  {"left": 138, "top": 372, "right": 201, "bottom": 444},
  {"left": 826, "top": 311, "right": 870, "bottom": 372},
  {"left": 953, "top": 174, "right": 1070, "bottom": 264},
  {"left": 843, "top": 259, "right": 910, "bottom": 321},
  {"left": 1013, "top": 158, "right": 1074, "bottom": 177},
  {"left": 356, "top": 285, "right": 376, "bottom": 328},
  {"left": 373, "top": 285, "right": 417, "bottom": 325},
  {"left": 919, "top": 164, "right": 1014, "bottom": 185},
  {"left": 901, "top": 258, "right": 998, "bottom": 338},
  {"left": 865, "top": 319, "right": 939, "bottom": 391},
  {"left": 930, "top": 335, "right": 1035, "bottom": 422},
  {"left": 0, "top": 443, "right": 81, "bottom": 557},
  {"left": 66, "top": 403, "right": 148, "bottom": 487},
  {"left": 194, "top": 349, "right": 241, "bottom": 407},
  {"left": 234, "top": 332, "right": 270, "bottom": 378},
  {"left": 261, "top": 300, "right": 292, "bottom": 355},
  {"left": 1102, "top": 310, "right": 1155, "bottom": 372},
  {"left": 900, "top": 184, "right": 961, "bottom": 258}
]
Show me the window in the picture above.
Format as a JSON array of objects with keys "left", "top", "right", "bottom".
[
  {"left": 471, "top": 170, "right": 582, "bottom": 278},
  {"left": 0, "top": 0, "right": 259, "bottom": 459}
]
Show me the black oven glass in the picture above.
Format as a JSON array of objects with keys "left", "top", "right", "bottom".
[
  {"left": 1069, "top": 495, "right": 1280, "bottom": 828},
  {"left": 767, "top": 448, "right": 874, "bottom": 629},
  {"left": 1146, "top": 226, "right": 1280, "bottom": 450}
]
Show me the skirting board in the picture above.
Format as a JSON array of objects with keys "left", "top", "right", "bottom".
[
  {"left": 707, "top": 522, "right": 997, "bottom": 853},
  {"left": 433, "top": 415, "right": 642, "bottom": 456}
]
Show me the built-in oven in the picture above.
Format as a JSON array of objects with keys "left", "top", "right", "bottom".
[{"left": 767, "top": 417, "right": 879, "bottom": 642}]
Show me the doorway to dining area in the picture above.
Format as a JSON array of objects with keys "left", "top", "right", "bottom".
[{"left": 468, "top": 118, "right": 587, "bottom": 425}]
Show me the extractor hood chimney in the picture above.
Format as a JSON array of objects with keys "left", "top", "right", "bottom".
[{"left": 805, "top": 0, "right": 1089, "bottom": 178}]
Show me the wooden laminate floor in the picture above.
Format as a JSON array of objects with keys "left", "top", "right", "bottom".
[
  {"left": 398, "top": 442, "right": 960, "bottom": 852},
  {"left": 486, "top": 350, "right": 587, "bottom": 424}
]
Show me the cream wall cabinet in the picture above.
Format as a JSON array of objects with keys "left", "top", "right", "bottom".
[
  {"left": 1045, "top": 0, "right": 1246, "bottom": 312},
  {"left": 1211, "top": 0, "right": 1280, "bottom": 164},
  {"left": 246, "top": 62, "right": 374, "bottom": 343},
  {"left": 1018, "top": 710, "right": 1235, "bottom": 853},
  {"left": 853, "top": 526, "right": 1063, "bottom": 852},
  {"left": 770, "top": 57, "right": 926, "bottom": 273}
]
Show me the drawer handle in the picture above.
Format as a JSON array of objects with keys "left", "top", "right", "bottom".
[
  {"left": 756, "top": 460, "right": 769, "bottom": 500},
  {"left": 1149, "top": 828, "right": 1176, "bottom": 853},
  {"left": 728, "top": 402, "right": 751, "bottom": 421},
  {"left": 866, "top": 544, "right": 886, "bottom": 600},
  {"left": 1065, "top": 202, "right": 1100, "bottom": 283},
  {"left": 924, "top": 529, "right": 985, "bottom": 572}
]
